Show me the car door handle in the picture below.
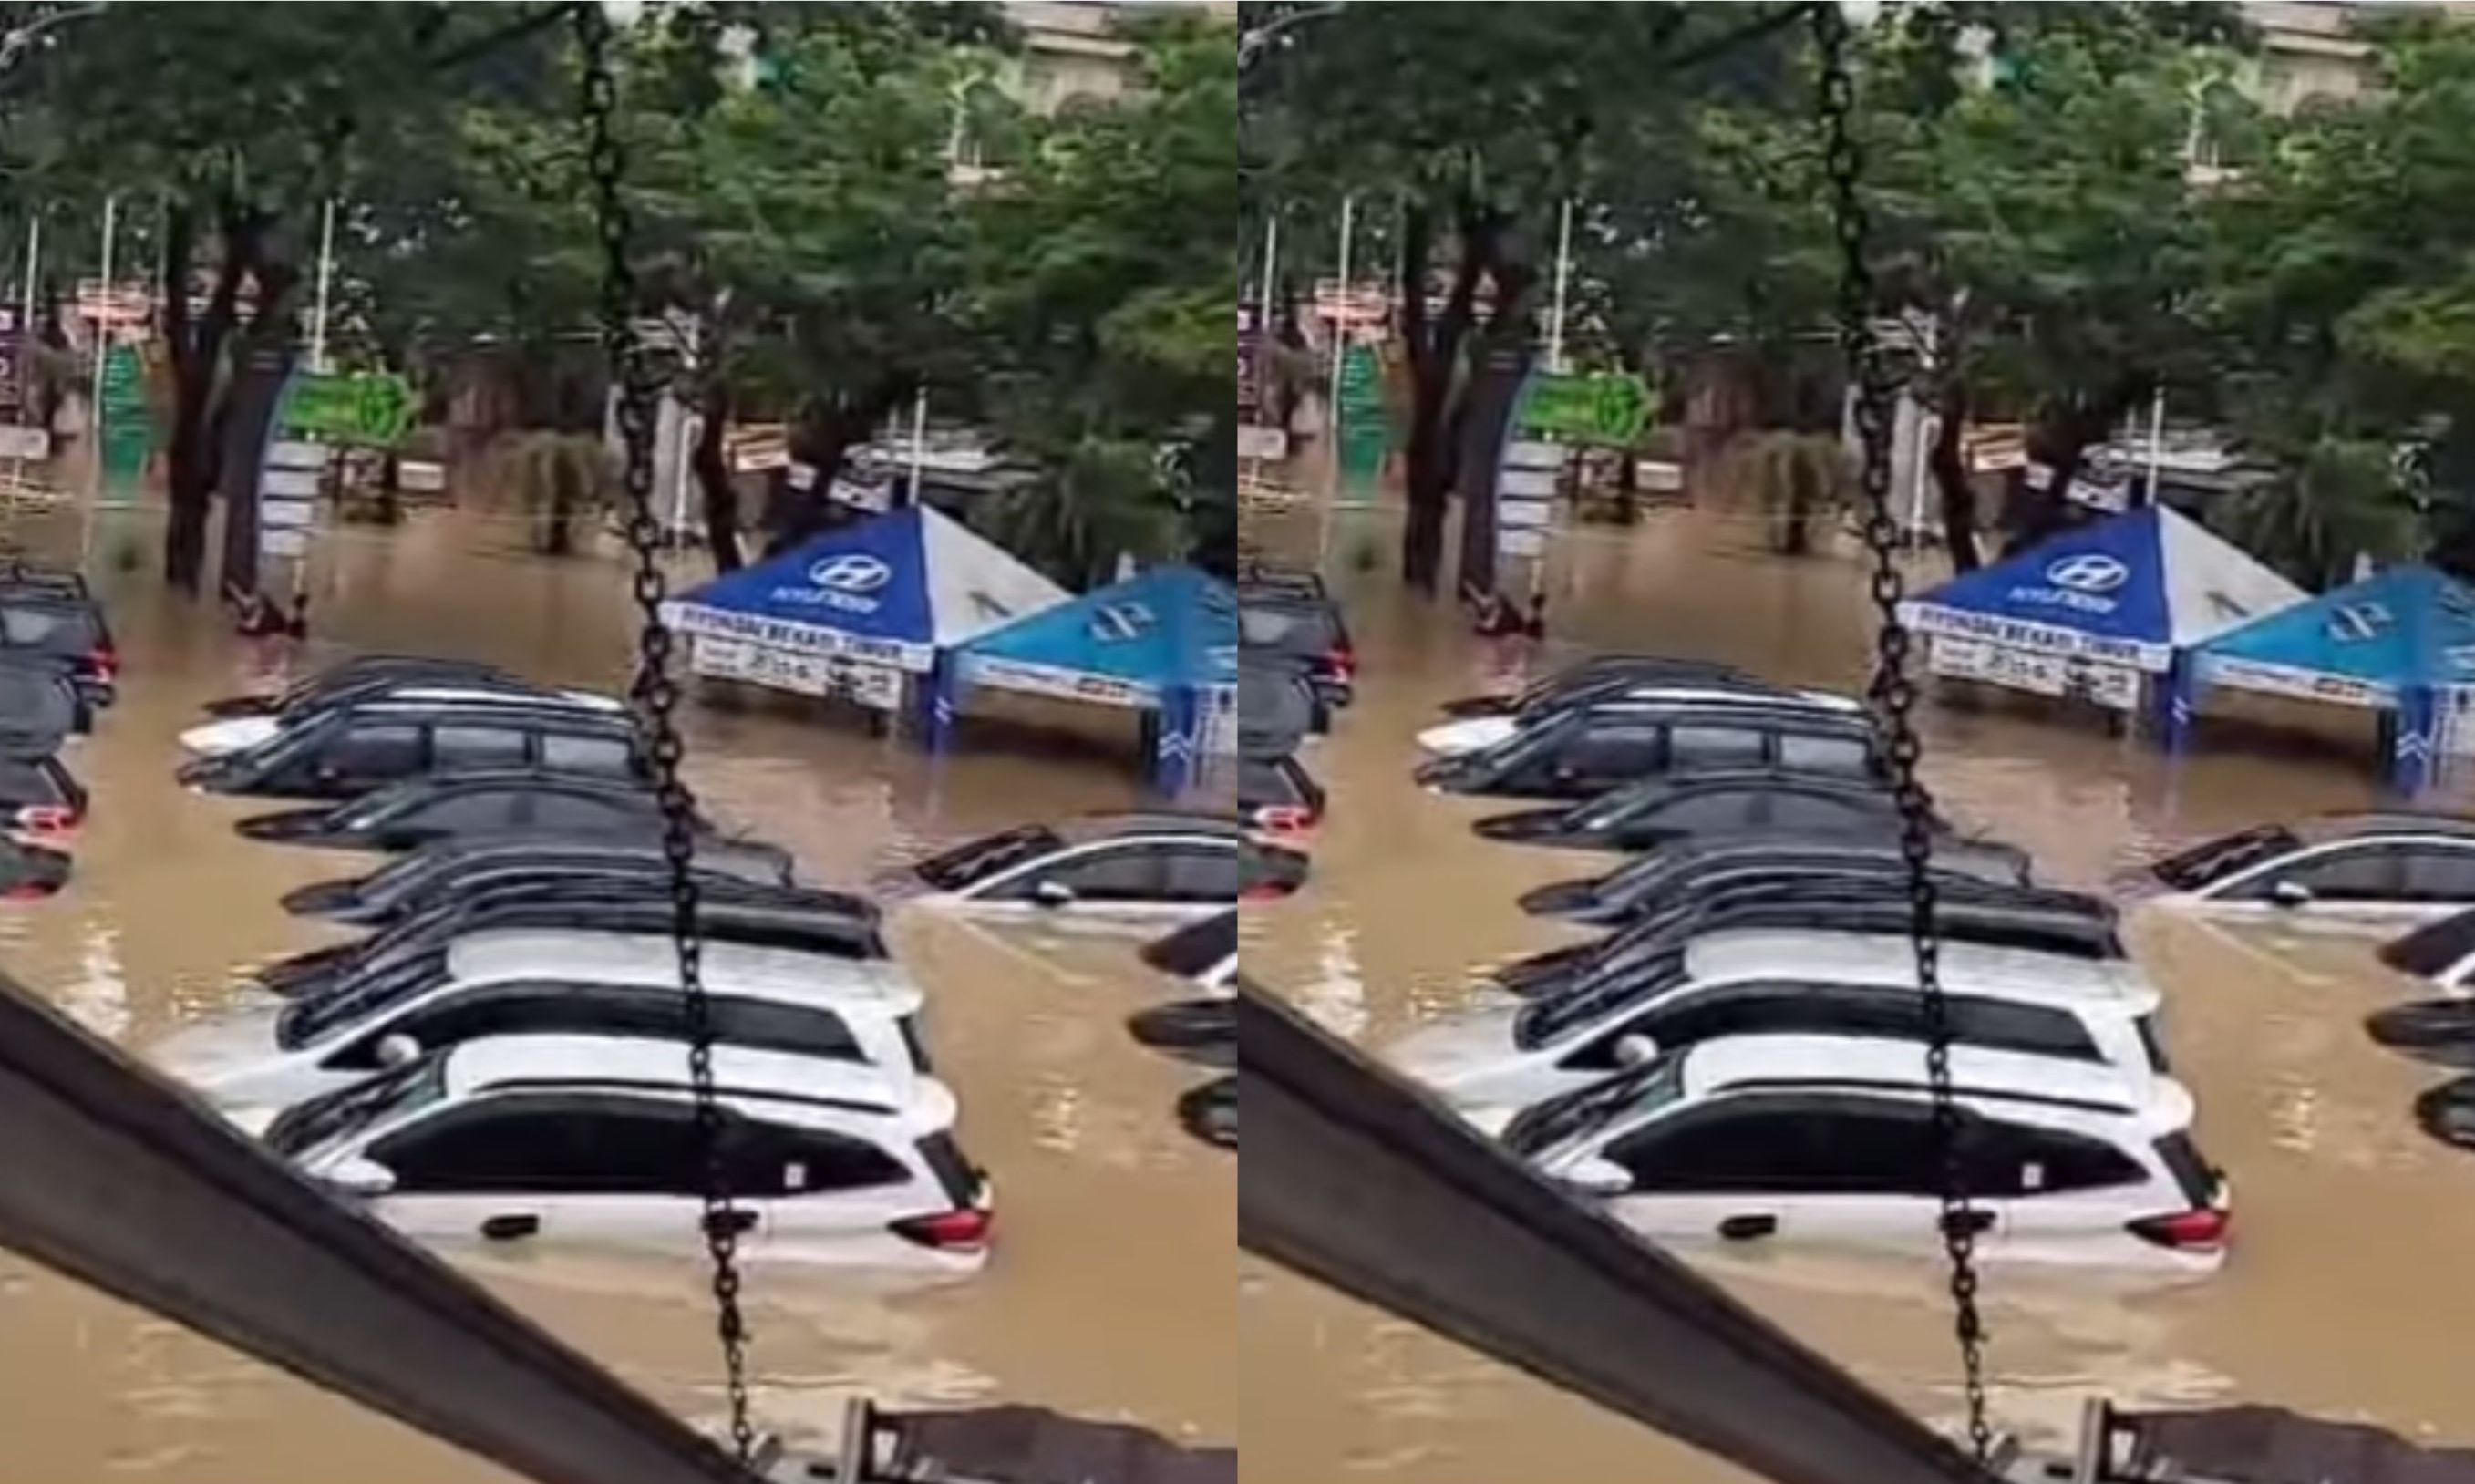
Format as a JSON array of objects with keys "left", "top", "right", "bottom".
[
  {"left": 1939, "top": 1210, "right": 1996, "bottom": 1238},
  {"left": 1717, "top": 1213, "right": 1777, "bottom": 1242},
  {"left": 701, "top": 1209, "right": 759, "bottom": 1239},
  {"left": 480, "top": 1213, "right": 540, "bottom": 1242}
]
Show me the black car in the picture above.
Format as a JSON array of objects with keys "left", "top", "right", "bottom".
[
  {"left": 0, "top": 582, "right": 116, "bottom": 708},
  {"left": 201, "top": 654, "right": 517, "bottom": 720},
  {"left": 180, "top": 700, "right": 643, "bottom": 800},
  {"left": 1239, "top": 587, "right": 1354, "bottom": 709},
  {"left": 1518, "top": 830, "right": 2034, "bottom": 924},
  {"left": 1241, "top": 659, "right": 1325, "bottom": 746},
  {"left": 237, "top": 770, "right": 696, "bottom": 852},
  {"left": 0, "top": 654, "right": 88, "bottom": 743},
  {"left": 283, "top": 832, "right": 799, "bottom": 924},
  {"left": 1417, "top": 702, "right": 1882, "bottom": 800},
  {"left": 0, "top": 754, "right": 88, "bottom": 838},
  {"left": 1474, "top": 769, "right": 1925, "bottom": 851},
  {"left": 260, "top": 880, "right": 886, "bottom": 999},
  {"left": 1499, "top": 880, "right": 2122, "bottom": 1000},
  {"left": 1241, "top": 749, "right": 1325, "bottom": 835},
  {"left": 1435, "top": 654, "right": 1758, "bottom": 720},
  {"left": 1176, "top": 1073, "right": 1236, "bottom": 1149},
  {"left": 0, "top": 837, "right": 71, "bottom": 900}
]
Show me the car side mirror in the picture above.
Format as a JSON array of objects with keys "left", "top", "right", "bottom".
[
  {"left": 320, "top": 1157, "right": 396, "bottom": 1197},
  {"left": 1032, "top": 879, "right": 1077, "bottom": 908},
  {"left": 2269, "top": 879, "right": 2315, "bottom": 909},
  {"left": 1552, "top": 1156, "right": 1634, "bottom": 1197},
  {"left": 374, "top": 1033, "right": 421, "bottom": 1068},
  {"left": 1610, "top": 1033, "right": 1660, "bottom": 1068}
]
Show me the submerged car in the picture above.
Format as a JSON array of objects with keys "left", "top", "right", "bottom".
[
  {"left": 1474, "top": 769, "right": 1919, "bottom": 852},
  {"left": 1388, "top": 928, "right": 2171, "bottom": 1121},
  {"left": 0, "top": 753, "right": 87, "bottom": 839},
  {"left": 236, "top": 770, "right": 693, "bottom": 852},
  {"left": 2145, "top": 815, "right": 2475, "bottom": 926},
  {"left": 1239, "top": 583, "right": 1355, "bottom": 710},
  {"left": 180, "top": 700, "right": 644, "bottom": 799},
  {"left": 1499, "top": 881, "right": 2124, "bottom": 1000},
  {"left": 1417, "top": 701, "right": 1881, "bottom": 799},
  {"left": 0, "top": 837, "right": 71, "bottom": 900},
  {"left": 263, "top": 1035, "right": 990, "bottom": 1268},
  {"left": 283, "top": 832, "right": 799, "bottom": 924},
  {"left": 908, "top": 814, "right": 1298, "bottom": 925},
  {"left": 0, "top": 575, "right": 116, "bottom": 708},
  {"left": 1433, "top": 654, "right": 1756, "bottom": 721},
  {"left": 1418, "top": 675, "right": 1864, "bottom": 759},
  {"left": 180, "top": 680, "right": 627, "bottom": 759},
  {"left": 1504, "top": 1035, "right": 2226, "bottom": 1271},
  {"left": 1517, "top": 830, "right": 2034, "bottom": 925},
  {"left": 154, "top": 928, "right": 929, "bottom": 1114},
  {"left": 1240, "top": 749, "right": 1325, "bottom": 836},
  {"left": 258, "top": 878, "right": 883, "bottom": 999}
]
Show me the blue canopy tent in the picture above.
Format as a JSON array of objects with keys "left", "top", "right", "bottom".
[
  {"left": 2191, "top": 564, "right": 2475, "bottom": 794},
  {"left": 951, "top": 566, "right": 1239, "bottom": 793},
  {"left": 665, "top": 506, "right": 1066, "bottom": 733},
  {"left": 1901, "top": 505, "right": 2305, "bottom": 741}
]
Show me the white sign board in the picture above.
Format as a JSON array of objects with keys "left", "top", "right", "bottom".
[
  {"left": 398, "top": 460, "right": 448, "bottom": 493},
  {"left": 0, "top": 426, "right": 50, "bottom": 460},
  {"left": 1238, "top": 425, "right": 1290, "bottom": 461},
  {"left": 692, "top": 635, "right": 903, "bottom": 711},
  {"left": 1500, "top": 528, "right": 1549, "bottom": 559},
  {"left": 262, "top": 497, "right": 316, "bottom": 531},
  {"left": 1500, "top": 498, "right": 1554, "bottom": 531},
  {"left": 1500, "top": 467, "right": 1560, "bottom": 500},
  {"left": 259, "top": 528, "right": 310, "bottom": 559},
  {"left": 263, "top": 468, "right": 323, "bottom": 500},
  {"left": 1930, "top": 635, "right": 2140, "bottom": 711}
]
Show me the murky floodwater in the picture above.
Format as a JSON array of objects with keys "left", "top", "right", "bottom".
[
  {"left": 1244, "top": 502, "right": 2475, "bottom": 1482},
  {"left": 0, "top": 507, "right": 1231, "bottom": 1480}
]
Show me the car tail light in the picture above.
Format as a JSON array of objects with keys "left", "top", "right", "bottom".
[
  {"left": 1241, "top": 877, "right": 1297, "bottom": 902},
  {"left": 1254, "top": 804, "right": 1315, "bottom": 835},
  {"left": 1325, "top": 646, "right": 1356, "bottom": 681},
  {"left": 890, "top": 1207, "right": 992, "bottom": 1253},
  {"left": 3, "top": 881, "right": 56, "bottom": 901},
  {"left": 88, "top": 646, "right": 118, "bottom": 683},
  {"left": 17, "top": 805, "right": 75, "bottom": 835},
  {"left": 2126, "top": 1207, "right": 2229, "bottom": 1252}
]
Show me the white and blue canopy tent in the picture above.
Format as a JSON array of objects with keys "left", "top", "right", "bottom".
[
  {"left": 665, "top": 506, "right": 1067, "bottom": 733},
  {"left": 2191, "top": 564, "right": 2475, "bottom": 795},
  {"left": 1900, "top": 505, "right": 2305, "bottom": 740},
  {"left": 949, "top": 565, "right": 1239, "bottom": 794}
]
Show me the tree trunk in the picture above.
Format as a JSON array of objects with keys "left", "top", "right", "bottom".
[
  {"left": 694, "top": 380, "right": 741, "bottom": 573},
  {"left": 1396, "top": 201, "right": 1489, "bottom": 594},
  {"left": 2006, "top": 399, "right": 2119, "bottom": 556},
  {"left": 162, "top": 209, "right": 257, "bottom": 593},
  {"left": 1930, "top": 380, "right": 1979, "bottom": 573},
  {"left": 1614, "top": 440, "right": 1640, "bottom": 524}
]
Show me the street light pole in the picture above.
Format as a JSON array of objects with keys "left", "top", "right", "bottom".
[
  {"left": 310, "top": 198, "right": 336, "bottom": 374},
  {"left": 1548, "top": 198, "right": 1573, "bottom": 373}
]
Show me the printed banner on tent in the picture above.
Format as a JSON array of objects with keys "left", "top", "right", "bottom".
[
  {"left": 1906, "top": 603, "right": 2161, "bottom": 671},
  {"left": 963, "top": 654, "right": 1155, "bottom": 708},
  {"left": 2198, "top": 654, "right": 2392, "bottom": 708},
  {"left": 1930, "top": 636, "right": 2140, "bottom": 710},
  {"left": 691, "top": 635, "right": 902, "bottom": 709}
]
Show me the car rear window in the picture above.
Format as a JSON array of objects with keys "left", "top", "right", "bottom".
[
  {"left": 915, "top": 1131, "right": 984, "bottom": 1205},
  {"left": 0, "top": 757, "right": 69, "bottom": 806},
  {"left": 916, "top": 825, "right": 1063, "bottom": 890},
  {"left": 0, "top": 603, "right": 97, "bottom": 653},
  {"left": 2152, "top": 1132, "right": 2220, "bottom": 1205}
]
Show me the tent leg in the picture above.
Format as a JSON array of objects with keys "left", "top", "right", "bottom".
[
  {"left": 2393, "top": 688, "right": 2439, "bottom": 796},
  {"left": 2153, "top": 658, "right": 2194, "bottom": 753},
  {"left": 916, "top": 661, "right": 955, "bottom": 754}
]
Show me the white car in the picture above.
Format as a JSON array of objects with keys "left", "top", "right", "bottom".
[
  {"left": 906, "top": 814, "right": 1301, "bottom": 929},
  {"left": 255, "top": 1035, "right": 992, "bottom": 1270},
  {"left": 1507, "top": 1034, "right": 2227, "bottom": 1271},
  {"left": 2145, "top": 816, "right": 2475, "bottom": 928},
  {"left": 1387, "top": 929, "right": 2170, "bottom": 1123},
  {"left": 180, "top": 685, "right": 627, "bottom": 757},
  {"left": 1418, "top": 684, "right": 1863, "bottom": 758},
  {"left": 151, "top": 929, "right": 929, "bottom": 1115}
]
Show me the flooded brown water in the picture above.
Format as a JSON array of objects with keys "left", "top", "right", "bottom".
[
  {"left": 1244, "top": 503, "right": 2475, "bottom": 1482},
  {"left": 0, "top": 508, "right": 1231, "bottom": 1480}
]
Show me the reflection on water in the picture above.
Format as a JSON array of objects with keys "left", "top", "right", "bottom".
[
  {"left": 1246, "top": 505, "right": 2475, "bottom": 1481},
  {"left": 0, "top": 509, "right": 1231, "bottom": 1481}
]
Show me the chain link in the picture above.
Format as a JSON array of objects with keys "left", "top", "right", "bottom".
[
  {"left": 1809, "top": 4, "right": 1993, "bottom": 1464},
  {"left": 572, "top": 5, "right": 757, "bottom": 1465}
]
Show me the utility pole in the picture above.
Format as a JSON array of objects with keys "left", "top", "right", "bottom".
[
  {"left": 1547, "top": 199, "right": 1574, "bottom": 373},
  {"left": 309, "top": 198, "right": 337, "bottom": 373}
]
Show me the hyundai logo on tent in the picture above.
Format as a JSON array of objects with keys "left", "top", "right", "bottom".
[
  {"left": 2047, "top": 553, "right": 2130, "bottom": 595},
  {"left": 799, "top": 553, "right": 894, "bottom": 613}
]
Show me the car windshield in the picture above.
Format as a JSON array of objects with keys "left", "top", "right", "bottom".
[
  {"left": 1515, "top": 948, "right": 1689, "bottom": 1049},
  {"left": 917, "top": 825, "right": 1064, "bottom": 889},
  {"left": 1502, "top": 1052, "right": 1687, "bottom": 1160},
  {"left": 276, "top": 950, "right": 449, "bottom": 1049},
  {"left": 262, "top": 1050, "right": 450, "bottom": 1159},
  {"left": 2153, "top": 824, "right": 2300, "bottom": 890}
]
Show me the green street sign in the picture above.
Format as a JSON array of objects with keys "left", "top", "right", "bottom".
[
  {"left": 1516, "top": 371, "right": 1651, "bottom": 447},
  {"left": 280, "top": 371, "right": 414, "bottom": 448}
]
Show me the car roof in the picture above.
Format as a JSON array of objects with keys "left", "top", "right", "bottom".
[
  {"left": 439, "top": 1034, "right": 958, "bottom": 1132},
  {"left": 1614, "top": 830, "right": 2022, "bottom": 874},
  {"left": 1676, "top": 1033, "right": 2191, "bottom": 1128},
  {"left": 1530, "top": 696, "right": 1874, "bottom": 730},
  {"left": 367, "top": 767, "right": 654, "bottom": 799},
  {"left": 1058, "top": 811, "right": 1243, "bottom": 843},
  {"left": 316, "top": 685, "right": 624, "bottom": 711},
  {"left": 1590, "top": 768, "right": 1899, "bottom": 808},
  {"left": 2298, "top": 812, "right": 2475, "bottom": 844},
  {"left": 312, "top": 695, "right": 634, "bottom": 725},
  {"left": 398, "top": 831, "right": 785, "bottom": 871},
  {"left": 1674, "top": 929, "right": 2157, "bottom": 1009},
  {"left": 439, "top": 929, "right": 918, "bottom": 1007}
]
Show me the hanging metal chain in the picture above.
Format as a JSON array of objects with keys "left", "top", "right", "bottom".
[
  {"left": 572, "top": 5, "right": 757, "bottom": 1465},
  {"left": 1810, "top": 4, "right": 1993, "bottom": 1464}
]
